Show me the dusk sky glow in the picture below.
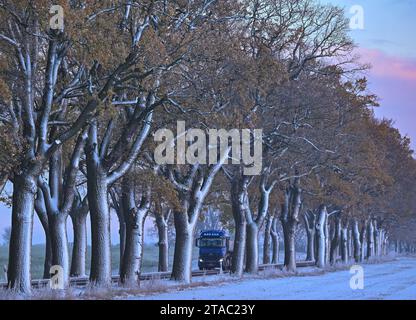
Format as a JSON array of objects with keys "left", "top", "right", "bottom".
[{"left": 326, "top": 0, "right": 416, "bottom": 151}]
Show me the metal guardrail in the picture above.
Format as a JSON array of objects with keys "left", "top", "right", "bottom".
[{"left": 0, "top": 261, "right": 316, "bottom": 289}]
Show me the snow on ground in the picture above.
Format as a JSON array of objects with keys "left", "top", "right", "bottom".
[{"left": 132, "top": 257, "right": 416, "bottom": 300}]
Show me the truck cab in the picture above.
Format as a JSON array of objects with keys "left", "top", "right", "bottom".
[{"left": 196, "top": 230, "right": 232, "bottom": 270}]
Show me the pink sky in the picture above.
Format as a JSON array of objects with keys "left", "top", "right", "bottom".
[{"left": 358, "top": 47, "right": 416, "bottom": 151}]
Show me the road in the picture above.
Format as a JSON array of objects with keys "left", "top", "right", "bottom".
[{"left": 139, "top": 257, "right": 416, "bottom": 300}]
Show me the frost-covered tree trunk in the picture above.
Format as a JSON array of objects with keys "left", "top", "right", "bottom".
[
  {"left": 245, "top": 223, "right": 259, "bottom": 272},
  {"left": 330, "top": 215, "right": 341, "bottom": 264},
  {"left": 37, "top": 133, "right": 86, "bottom": 287},
  {"left": 230, "top": 174, "right": 249, "bottom": 276},
  {"left": 360, "top": 219, "right": 367, "bottom": 261},
  {"left": 315, "top": 205, "right": 327, "bottom": 268},
  {"left": 86, "top": 109, "right": 153, "bottom": 286},
  {"left": 324, "top": 213, "right": 330, "bottom": 265},
  {"left": 120, "top": 177, "right": 150, "bottom": 284},
  {"left": 70, "top": 214, "right": 87, "bottom": 277},
  {"left": 280, "top": 179, "right": 302, "bottom": 272},
  {"left": 340, "top": 224, "right": 348, "bottom": 264},
  {"left": 303, "top": 210, "right": 316, "bottom": 261},
  {"left": 9, "top": 123, "right": 85, "bottom": 292},
  {"left": 49, "top": 214, "right": 70, "bottom": 283},
  {"left": 282, "top": 223, "right": 296, "bottom": 271},
  {"left": 367, "top": 219, "right": 375, "bottom": 259},
  {"left": 347, "top": 228, "right": 353, "bottom": 260},
  {"left": 373, "top": 219, "right": 380, "bottom": 256},
  {"left": 8, "top": 174, "right": 37, "bottom": 293},
  {"left": 70, "top": 196, "right": 89, "bottom": 277},
  {"left": 245, "top": 176, "right": 275, "bottom": 273},
  {"left": 380, "top": 230, "right": 387, "bottom": 256},
  {"left": 383, "top": 235, "right": 389, "bottom": 256},
  {"left": 271, "top": 215, "right": 280, "bottom": 264},
  {"left": 86, "top": 156, "right": 112, "bottom": 285},
  {"left": 352, "top": 219, "right": 361, "bottom": 263},
  {"left": 263, "top": 212, "right": 273, "bottom": 264},
  {"left": 172, "top": 210, "right": 196, "bottom": 282},
  {"left": 156, "top": 207, "right": 170, "bottom": 272},
  {"left": 85, "top": 122, "right": 111, "bottom": 284}
]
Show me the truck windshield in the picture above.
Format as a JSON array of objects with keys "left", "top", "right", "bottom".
[{"left": 199, "top": 238, "right": 224, "bottom": 247}]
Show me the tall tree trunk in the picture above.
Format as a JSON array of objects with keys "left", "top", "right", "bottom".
[
  {"left": 118, "top": 217, "right": 126, "bottom": 273},
  {"left": 324, "top": 214, "right": 330, "bottom": 265},
  {"left": 156, "top": 214, "right": 169, "bottom": 272},
  {"left": 86, "top": 161, "right": 112, "bottom": 286},
  {"left": 44, "top": 233, "right": 53, "bottom": 279},
  {"left": 367, "top": 219, "right": 375, "bottom": 259},
  {"left": 263, "top": 213, "right": 273, "bottom": 264},
  {"left": 244, "top": 177, "right": 274, "bottom": 273},
  {"left": 303, "top": 210, "right": 316, "bottom": 262},
  {"left": 360, "top": 220, "right": 367, "bottom": 261},
  {"left": 171, "top": 211, "right": 195, "bottom": 283},
  {"left": 271, "top": 216, "right": 280, "bottom": 264},
  {"left": 381, "top": 229, "right": 388, "bottom": 256},
  {"left": 352, "top": 219, "right": 361, "bottom": 263},
  {"left": 347, "top": 229, "right": 353, "bottom": 260},
  {"left": 119, "top": 176, "right": 150, "bottom": 284},
  {"left": 230, "top": 177, "right": 248, "bottom": 276},
  {"left": 70, "top": 204, "right": 88, "bottom": 277},
  {"left": 373, "top": 219, "right": 380, "bottom": 256},
  {"left": 114, "top": 201, "right": 126, "bottom": 275},
  {"left": 282, "top": 222, "right": 297, "bottom": 271},
  {"left": 120, "top": 214, "right": 146, "bottom": 284},
  {"left": 340, "top": 225, "right": 348, "bottom": 264},
  {"left": 49, "top": 214, "right": 69, "bottom": 286},
  {"left": 315, "top": 205, "right": 327, "bottom": 268},
  {"left": 245, "top": 222, "right": 259, "bottom": 273},
  {"left": 330, "top": 215, "right": 341, "bottom": 265},
  {"left": 231, "top": 217, "right": 246, "bottom": 275},
  {"left": 8, "top": 174, "right": 37, "bottom": 293},
  {"left": 306, "top": 230, "right": 315, "bottom": 261},
  {"left": 384, "top": 232, "right": 388, "bottom": 256},
  {"left": 324, "top": 214, "right": 331, "bottom": 265},
  {"left": 280, "top": 180, "right": 301, "bottom": 272}
]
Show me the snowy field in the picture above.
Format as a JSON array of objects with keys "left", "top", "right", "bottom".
[{"left": 136, "top": 257, "right": 416, "bottom": 300}]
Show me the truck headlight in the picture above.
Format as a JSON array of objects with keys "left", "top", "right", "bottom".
[
  {"left": 219, "top": 258, "right": 224, "bottom": 262},
  {"left": 199, "top": 259, "right": 203, "bottom": 262}
]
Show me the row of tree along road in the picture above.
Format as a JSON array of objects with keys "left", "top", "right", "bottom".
[{"left": 0, "top": 0, "right": 415, "bottom": 294}]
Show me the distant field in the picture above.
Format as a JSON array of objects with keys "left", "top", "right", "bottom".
[{"left": 0, "top": 243, "right": 199, "bottom": 280}]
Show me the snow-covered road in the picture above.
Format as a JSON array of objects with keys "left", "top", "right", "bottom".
[{"left": 140, "top": 257, "right": 416, "bottom": 300}]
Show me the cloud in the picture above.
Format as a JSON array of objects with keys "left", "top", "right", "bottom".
[
  {"left": 356, "top": 47, "right": 416, "bottom": 151},
  {"left": 357, "top": 47, "right": 416, "bottom": 81}
]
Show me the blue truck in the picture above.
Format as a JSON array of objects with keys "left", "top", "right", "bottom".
[{"left": 196, "top": 230, "right": 232, "bottom": 270}]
